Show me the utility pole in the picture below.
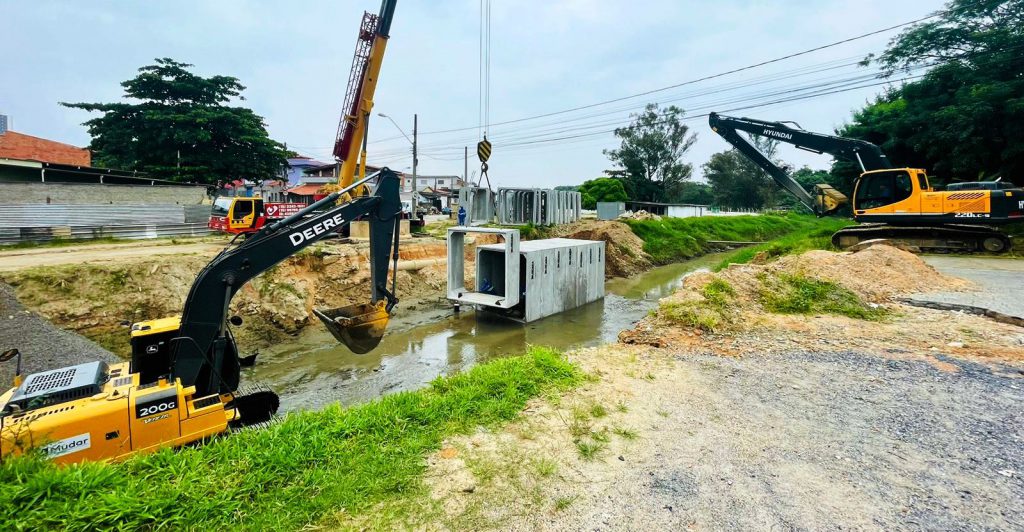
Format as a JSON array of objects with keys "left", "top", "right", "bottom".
[
  {"left": 412, "top": 113, "right": 418, "bottom": 193},
  {"left": 464, "top": 146, "right": 468, "bottom": 187}
]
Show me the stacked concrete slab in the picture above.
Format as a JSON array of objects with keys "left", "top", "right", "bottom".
[{"left": 488, "top": 188, "right": 581, "bottom": 225}]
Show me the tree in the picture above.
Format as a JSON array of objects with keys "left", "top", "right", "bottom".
[
  {"left": 578, "top": 177, "right": 628, "bottom": 209},
  {"left": 672, "top": 181, "right": 714, "bottom": 205},
  {"left": 703, "top": 136, "right": 781, "bottom": 209},
  {"left": 837, "top": 0, "right": 1024, "bottom": 186},
  {"left": 603, "top": 103, "right": 697, "bottom": 202},
  {"left": 62, "top": 58, "right": 287, "bottom": 184}
]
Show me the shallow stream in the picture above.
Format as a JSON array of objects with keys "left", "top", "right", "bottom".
[{"left": 247, "top": 251, "right": 735, "bottom": 412}]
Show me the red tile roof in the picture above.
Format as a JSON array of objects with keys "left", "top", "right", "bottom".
[
  {"left": 0, "top": 131, "right": 91, "bottom": 166},
  {"left": 286, "top": 184, "right": 323, "bottom": 196}
]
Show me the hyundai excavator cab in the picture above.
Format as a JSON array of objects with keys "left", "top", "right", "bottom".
[{"left": 709, "top": 113, "right": 1021, "bottom": 252}]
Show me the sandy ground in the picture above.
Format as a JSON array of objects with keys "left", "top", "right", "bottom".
[{"left": 403, "top": 249, "right": 1024, "bottom": 531}]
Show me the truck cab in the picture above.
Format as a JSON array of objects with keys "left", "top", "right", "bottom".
[{"left": 209, "top": 197, "right": 265, "bottom": 234}]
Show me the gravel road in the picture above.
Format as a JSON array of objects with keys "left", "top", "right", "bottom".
[
  {"left": 567, "top": 349, "right": 1023, "bottom": 530},
  {"left": 0, "top": 283, "right": 117, "bottom": 384},
  {"left": 425, "top": 342, "right": 1024, "bottom": 530},
  {"left": 908, "top": 256, "right": 1024, "bottom": 320}
]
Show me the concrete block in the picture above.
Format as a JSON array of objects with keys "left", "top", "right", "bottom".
[{"left": 349, "top": 219, "right": 410, "bottom": 239}]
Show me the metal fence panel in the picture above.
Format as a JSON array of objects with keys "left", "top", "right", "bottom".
[
  {"left": 0, "top": 204, "right": 186, "bottom": 227},
  {"left": 0, "top": 223, "right": 211, "bottom": 245}
]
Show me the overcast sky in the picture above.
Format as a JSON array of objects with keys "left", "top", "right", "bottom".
[{"left": 1, "top": 0, "right": 943, "bottom": 187}]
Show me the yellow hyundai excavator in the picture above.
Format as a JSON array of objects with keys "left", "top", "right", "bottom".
[
  {"left": 0, "top": 0, "right": 400, "bottom": 465},
  {"left": 709, "top": 113, "right": 1022, "bottom": 252}
]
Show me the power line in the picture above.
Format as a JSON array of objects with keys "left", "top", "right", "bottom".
[{"left": 368, "top": 10, "right": 946, "bottom": 145}]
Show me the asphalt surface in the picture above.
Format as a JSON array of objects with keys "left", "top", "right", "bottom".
[
  {"left": 909, "top": 256, "right": 1024, "bottom": 320},
  {"left": 0, "top": 283, "right": 117, "bottom": 385}
]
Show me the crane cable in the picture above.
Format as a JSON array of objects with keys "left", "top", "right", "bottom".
[{"left": 476, "top": 0, "right": 495, "bottom": 196}]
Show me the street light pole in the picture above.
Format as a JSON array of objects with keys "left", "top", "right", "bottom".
[{"left": 412, "top": 113, "right": 418, "bottom": 193}]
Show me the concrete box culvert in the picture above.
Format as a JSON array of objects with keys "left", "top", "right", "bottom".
[{"left": 446, "top": 227, "right": 605, "bottom": 322}]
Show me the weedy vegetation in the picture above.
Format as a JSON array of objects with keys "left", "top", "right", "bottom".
[{"left": 759, "top": 272, "right": 888, "bottom": 320}]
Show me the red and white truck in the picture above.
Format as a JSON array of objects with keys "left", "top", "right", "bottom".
[{"left": 208, "top": 197, "right": 307, "bottom": 235}]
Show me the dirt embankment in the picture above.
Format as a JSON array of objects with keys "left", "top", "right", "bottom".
[{"left": 553, "top": 220, "right": 653, "bottom": 278}]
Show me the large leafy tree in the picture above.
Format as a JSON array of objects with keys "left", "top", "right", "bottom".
[
  {"left": 604, "top": 103, "right": 697, "bottom": 202},
  {"left": 703, "top": 137, "right": 781, "bottom": 209},
  {"left": 63, "top": 58, "right": 287, "bottom": 184},
  {"left": 836, "top": 0, "right": 1024, "bottom": 185},
  {"left": 578, "top": 177, "right": 628, "bottom": 209}
]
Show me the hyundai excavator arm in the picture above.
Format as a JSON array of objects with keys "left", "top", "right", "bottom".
[
  {"left": 708, "top": 112, "right": 892, "bottom": 215},
  {"left": 173, "top": 169, "right": 403, "bottom": 397}
]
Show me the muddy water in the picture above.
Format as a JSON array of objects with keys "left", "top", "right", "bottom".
[{"left": 248, "top": 252, "right": 734, "bottom": 412}]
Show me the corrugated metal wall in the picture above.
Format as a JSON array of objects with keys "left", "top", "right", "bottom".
[{"left": 0, "top": 204, "right": 212, "bottom": 244}]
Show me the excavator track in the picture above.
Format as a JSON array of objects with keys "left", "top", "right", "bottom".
[{"left": 831, "top": 224, "right": 1011, "bottom": 253}]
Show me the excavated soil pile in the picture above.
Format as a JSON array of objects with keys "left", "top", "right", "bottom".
[
  {"left": 555, "top": 220, "right": 653, "bottom": 278},
  {"left": 621, "top": 244, "right": 967, "bottom": 346}
]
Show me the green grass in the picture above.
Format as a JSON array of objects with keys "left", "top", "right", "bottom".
[
  {"left": 657, "top": 278, "right": 737, "bottom": 332},
  {"left": 716, "top": 217, "right": 856, "bottom": 269},
  {"left": 624, "top": 212, "right": 830, "bottom": 264},
  {"left": 759, "top": 273, "right": 887, "bottom": 320},
  {"left": 0, "top": 347, "right": 580, "bottom": 531}
]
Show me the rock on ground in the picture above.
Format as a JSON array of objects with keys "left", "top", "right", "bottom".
[{"left": 0, "top": 282, "right": 117, "bottom": 384}]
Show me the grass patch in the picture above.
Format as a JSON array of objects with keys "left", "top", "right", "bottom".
[
  {"left": 554, "top": 495, "right": 578, "bottom": 511},
  {"left": 575, "top": 441, "right": 604, "bottom": 460},
  {"left": 0, "top": 347, "right": 580, "bottom": 531},
  {"left": 716, "top": 217, "right": 855, "bottom": 269},
  {"left": 759, "top": 273, "right": 887, "bottom": 320},
  {"left": 612, "top": 427, "right": 638, "bottom": 440},
  {"left": 589, "top": 403, "right": 608, "bottom": 418},
  {"left": 625, "top": 213, "right": 828, "bottom": 264},
  {"left": 658, "top": 278, "right": 737, "bottom": 332},
  {"left": 533, "top": 458, "right": 558, "bottom": 478}
]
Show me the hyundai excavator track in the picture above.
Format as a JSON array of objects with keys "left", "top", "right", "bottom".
[{"left": 831, "top": 223, "right": 1012, "bottom": 253}]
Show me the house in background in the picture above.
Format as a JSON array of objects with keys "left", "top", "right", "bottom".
[
  {"left": 285, "top": 156, "right": 330, "bottom": 185},
  {"left": 0, "top": 115, "right": 91, "bottom": 166}
]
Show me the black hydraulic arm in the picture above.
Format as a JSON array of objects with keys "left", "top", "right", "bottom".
[
  {"left": 172, "top": 169, "right": 403, "bottom": 396},
  {"left": 709, "top": 112, "right": 892, "bottom": 214}
]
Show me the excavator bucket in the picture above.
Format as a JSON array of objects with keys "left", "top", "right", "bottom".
[{"left": 314, "top": 301, "right": 391, "bottom": 354}]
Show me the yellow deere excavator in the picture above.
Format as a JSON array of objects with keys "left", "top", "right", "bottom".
[
  {"left": 0, "top": 0, "right": 400, "bottom": 465},
  {"left": 709, "top": 113, "right": 1022, "bottom": 252}
]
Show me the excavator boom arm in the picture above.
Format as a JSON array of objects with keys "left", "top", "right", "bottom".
[
  {"left": 709, "top": 112, "right": 892, "bottom": 215},
  {"left": 173, "top": 169, "right": 403, "bottom": 396}
]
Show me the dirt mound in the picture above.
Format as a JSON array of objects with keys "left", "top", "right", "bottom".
[
  {"left": 621, "top": 243, "right": 967, "bottom": 347},
  {"left": 763, "top": 244, "right": 969, "bottom": 302},
  {"left": 556, "top": 220, "right": 652, "bottom": 278}
]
